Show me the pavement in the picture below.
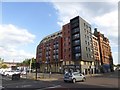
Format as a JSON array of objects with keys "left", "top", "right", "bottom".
[
  {"left": 20, "top": 72, "right": 106, "bottom": 81},
  {"left": 1, "top": 71, "right": 119, "bottom": 89}
]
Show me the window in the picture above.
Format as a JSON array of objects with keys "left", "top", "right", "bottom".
[
  {"left": 86, "top": 47, "right": 87, "bottom": 51},
  {"left": 68, "top": 30, "right": 70, "bottom": 33},
  {"left": 72, "top": 22, "right": 79, "bottom": 28},
  {"left": 73, "top": 40, "right": 80, "bottom": 45},
  {"left": 53, "top": 55, "right": 55, "bottom": 59},
  {"left": 88, "top": 48, "right": 90, "bottom": 52},
  {"left": 89, "top": 27, "right": 91, "bottom": 31},
  {"left": 69, "top": 48, "right": 71, "bottom": 51},
  {"left": 87, "top": 30, "right": 89, "bottom": 34},
  {"left": 64, "top": 49, "right": 66, "bottom": 52},
  {"left": 88, "top": 42, "right": 90, "bottom": 46},
  {"left": 86, "top": 25, "right": 88, "bottom": 29},
  {"left": 72, "top": 27, "right": 79, "bottom": 34},
  {"left": 56, "top": 44, "right": 59, "bottom": 47},
  {"left": 86, "top": 53, "right": 88, "bottom": 58},
  {"left": 53, "top": 45, "right": 56, "bottom": 48},
  {"left": 85, "top": 41, "right": 87, "bottom": 44},
  {"left": 69, "top": 42, "right": 70, "bottom": 45},
  {"left": 64, "top": 43, "right": 66, "bottom": 46},
  {"left": 84, "top": 29, "right": 86, "bottom": 33},
  {"left": 69, "top": 54, "right": 70, "bottom": 57},
  {"left": 89, "top": 54, "right": 91, "bottom": 58},
  {"left": 56, "top": 55, "right": 58, "bottom": 59},
  {"left": 84, "top": 23, "right": 85, "bottom": 27},
  {"left": 87, "top": 36, "right": 89, "bottom": 40},
  {"left": 75, "top": 53, "right": 81, "bottom": 59},
  {"left": 56, "top": 49, "right": 59, "bottom": 54},
  {"left": 73, "top": 33, "right": 80, "bottom": 39},
  {"left": 74, "top": 46, "right": 80, "bottom": 51},
  {"left": 71, "top": 18, "right": 78, "bottom": 24}
]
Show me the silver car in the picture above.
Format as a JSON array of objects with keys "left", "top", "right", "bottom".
[{"left": 64, "top": 72, "right": 86, "bottom": 83}]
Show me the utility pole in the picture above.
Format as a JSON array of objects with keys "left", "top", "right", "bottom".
[
  {"left": 35, "top": 62, "right": 37, "bottom": 80},
  {"left": 35, "top": 62, "right": 39, "bottom": 80},
  {"left": 29, "top": 58, "right": 33, "bottom": 73}
]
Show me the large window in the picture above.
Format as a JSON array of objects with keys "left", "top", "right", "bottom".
[
  {"left": 75, "top": 53, "right": 81, "bottom": 59},
  {"left": 73, "top": 40, "right": 80, "bottom": 45},
  {"left": 72, "top": 33, "right": 80, "bottom": 39},
  {"left": 72, "top": 27, "right": 79, "bottom": 34},
  {"left": 74, "top": 46, "right": 80, "bottom": 51}
]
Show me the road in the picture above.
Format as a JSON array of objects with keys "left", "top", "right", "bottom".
[{"left": 1, "top": 71, "right": 120, "bottom": 90}]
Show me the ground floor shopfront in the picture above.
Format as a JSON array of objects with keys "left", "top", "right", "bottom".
[{"left": 38, "top": 60, "right": 98, "bottom": 75}]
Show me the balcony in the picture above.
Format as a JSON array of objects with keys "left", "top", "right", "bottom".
[
  {"left": 72, "top": 43, "right": 80, "bottom": 47},
  {"left": 72, "top": 36, "right": 80, "bottom": 40},
  {"left": 71, "top": 28, "right": 80, "bottom": 34}
]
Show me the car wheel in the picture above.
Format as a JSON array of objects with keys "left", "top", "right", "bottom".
[
  {"left": 82, "top": 77, "right": 86, "bottom": 82},
  {"left": 6, "top": 74, "right": 9, "bottom": 76},
  {"left": 64, "top": 80, "right": 67, "bottom": 82},
  {"left": 73, "top": 78, "right": 76, "bottom": 83}
]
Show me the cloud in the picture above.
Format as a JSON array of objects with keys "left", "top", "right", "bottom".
[
  {"left": 52, "top": 2, "right": 117, "bottom": 26},
  {"left": 0, "top": 24, "right": 35, "bottom": 46},
  {"left": 0, "top": 24, "right": 35, "bottom": 62},
  {"left": 51, "top": 1, "right": 118, "bottom": 64},
  {"left": 94, "top": 10, "right": 118, "bottom": 37},
  {"left": 0, "top": 46, "right": 35, "bottom": 62}
]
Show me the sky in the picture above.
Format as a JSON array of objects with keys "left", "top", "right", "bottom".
[{"left": 0, "top": 0, "right": 119, "bottom": 65}]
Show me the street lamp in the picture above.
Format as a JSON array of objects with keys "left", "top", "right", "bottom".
[
  {"left": 35, "top": 62, "right": 40, "bottom": 80},
  {"left": 29, "top": 58, "right": 33, "bottom": 73}
]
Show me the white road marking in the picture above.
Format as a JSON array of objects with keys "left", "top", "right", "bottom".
[
  {"left": 21, "top": 85, "right": 32, "bottom": 87},
  {"left": 15, "top": 85, "right": 32, "bottom": 88},
  {"left": 48, "top": 85, "right": 61, "bottom": 88},
  {"left": 80, "top": 83, "right": 117, "bottom": 88},
  {"left": 36, "top": 85, "right": 61, "bottom": 90}
]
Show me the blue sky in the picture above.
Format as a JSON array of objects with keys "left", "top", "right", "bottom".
[
  {"left": 1, "top": 2, "right": 60, "bottom": 62},
  {"left": 0, "top": 1, "right": 118, "bottom": 64},
  {"left": 2, "top": 2, "right": 59, "bottom": 48}
]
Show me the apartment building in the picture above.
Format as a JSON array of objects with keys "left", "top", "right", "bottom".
[
  {"left": 69, "top": 16, "right": 94, "bottom": 74},
  {"left": 36, "top": 31, "right": 63, "bottom": 73},
  {"left": 92, "top": 34, "right": 101, "bottom": 73},
  {"left": 93, "top": 28, "right": 114, "bottom": 72},
  {"left": 36, "top": 16, "right": 113, "bottom": 74}
]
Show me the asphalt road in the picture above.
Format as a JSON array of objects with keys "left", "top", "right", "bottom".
[{"left": 1, "top": 71, "right": 120, "bottom": 90}]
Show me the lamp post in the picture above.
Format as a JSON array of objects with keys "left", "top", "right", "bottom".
[
  {"left": 35, "top": 62, "right": 37, "bottom": 80},
  {"left": 49, "top": 47, "right": 52, "bottom": 78},
  {"left": 29, "top": 58, "right": 32, "bottom": 73}
]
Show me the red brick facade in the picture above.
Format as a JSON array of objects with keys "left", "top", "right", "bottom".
[
  {"left": 36, "top": 17, "right": 114, "bottom": 73},
  {"left": 62, "top": 23, "right": 72, "bottom": 65},
  {"left": 93, "top": 28, "right": 113, "bottom": 72}
]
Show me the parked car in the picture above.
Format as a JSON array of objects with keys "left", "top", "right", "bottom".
[
  {"left": 4, "top": 70, "right": 21, "bottom": 76},
  {"left": 64, "top": 72, "right": 86, "bottom": 83},
  {"left": 0, "top": 85, "right": 4, "bottom": 90},
  {"left": 21, "top": 71, "right": 27, "bottom": 75},
  {"left": 0, "top": 69, "right": 9, "bottom": 75}
]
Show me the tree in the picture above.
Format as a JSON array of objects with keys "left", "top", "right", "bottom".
[
  {"left": 117, "top": 64, "right": 120, "bottom": 67},
  {"left": 22, "top": 59, "right": 31, "bottom": 66},
  {"left": 21, "top": 58, "right": 36, "bottom": 69},
  {"left": 1, "top": 64, "right": 8, "bottom": 68},
  {"left": 31, "top": 58, "right": 36, "bottom": 69}
]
